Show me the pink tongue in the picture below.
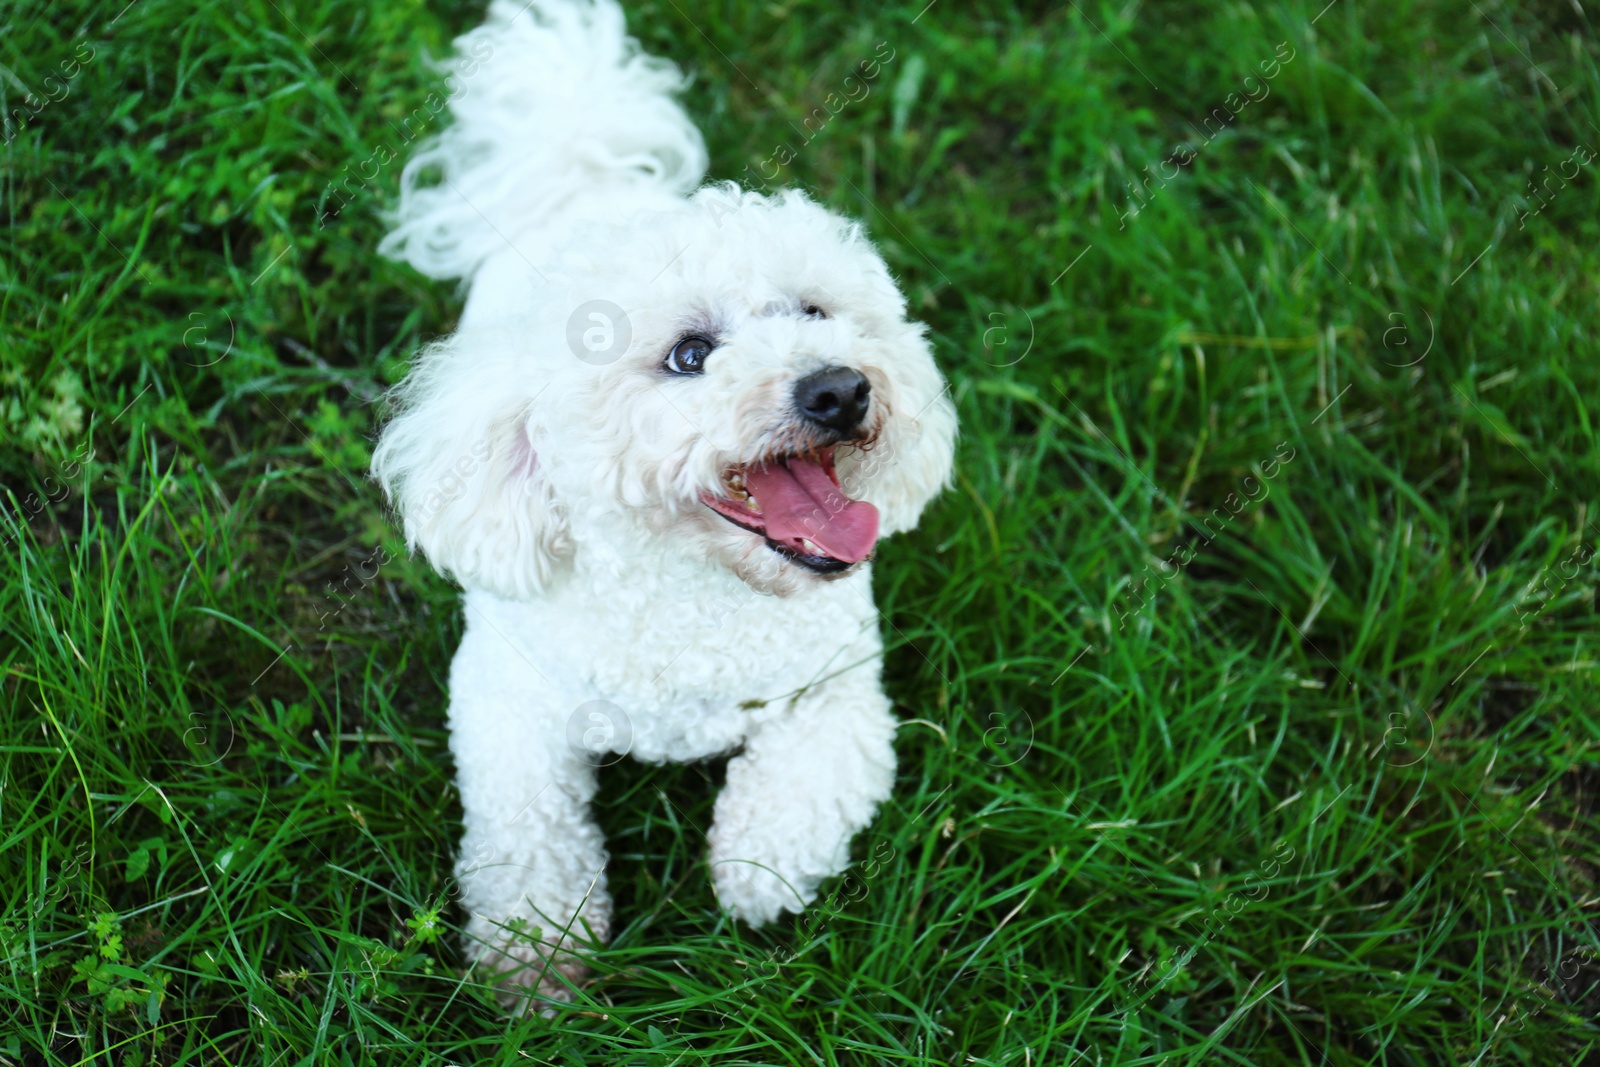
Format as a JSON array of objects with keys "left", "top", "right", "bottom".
[{"left": 744, "top": 458, "right": 880, "bottom": 563}]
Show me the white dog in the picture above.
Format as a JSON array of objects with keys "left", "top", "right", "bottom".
[{"left": 372, "top": 0, "right": 957, "bottom": 1007}]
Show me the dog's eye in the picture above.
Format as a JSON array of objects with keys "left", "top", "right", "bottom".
[
  {"left": 664, "top": 335, "right": 714, "bottom": 375},
  {"left": 802, "top": 304, "right": 828, "bottom": 318}
]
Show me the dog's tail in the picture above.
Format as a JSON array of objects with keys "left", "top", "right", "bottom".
[{"left": 378, "top": 0, "right": 708, "bottom": 282}]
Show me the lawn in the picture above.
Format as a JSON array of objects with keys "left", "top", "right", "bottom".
[{"left": 3, "top": 0, "right": 1599, "bottom": 1062}]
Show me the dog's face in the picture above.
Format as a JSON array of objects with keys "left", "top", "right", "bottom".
[{"left": 374, "top": 185, "right": 957, "bottom": 598}]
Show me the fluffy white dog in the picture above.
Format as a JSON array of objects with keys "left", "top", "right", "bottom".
[{"left": 372, "top": 0, "right": 957, "bottom": 1007}]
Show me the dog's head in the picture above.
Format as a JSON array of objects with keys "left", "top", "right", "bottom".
[{"left": 373, "top": 184, "right": 957, "bottom": 597}]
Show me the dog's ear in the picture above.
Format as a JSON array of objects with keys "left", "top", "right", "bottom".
[
  {"left": 846, "top": 344, "right": 958, "bottom": 537},
  {"left": 372, "top": 332, "right": 569, "bottom": 598}
]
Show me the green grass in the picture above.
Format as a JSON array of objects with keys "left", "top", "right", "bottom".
[{"left": 4, "top": 0, "right": 1599, "bottom": 1062}]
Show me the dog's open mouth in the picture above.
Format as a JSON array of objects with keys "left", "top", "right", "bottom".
[{"left": 698, "top": 447, "right": 880, "bottom": 574}]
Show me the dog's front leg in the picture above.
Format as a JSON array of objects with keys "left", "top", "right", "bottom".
[
  {"left": 447, "top": 625, "right": 611, "bottom": 1011},
  {"left": 707, "top": 664, "right": 897, "bottom": 925}
]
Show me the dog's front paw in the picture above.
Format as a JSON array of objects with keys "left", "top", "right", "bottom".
[
  {"left": 711, "top": 857, "right": 814, "bottom": 927},
  {"left": 466, "top": 916, "right": 600, "bottom": 1015},
  {"left": 708, "top": 826, "right": 848, "bottom": 926}
]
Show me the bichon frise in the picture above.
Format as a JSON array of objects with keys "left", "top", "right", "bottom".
[{"left": 371, "top": 0, "right": 957, "bottom": 1008}]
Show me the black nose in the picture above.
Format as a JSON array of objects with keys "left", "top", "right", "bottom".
[{"left": 793, "top": 366, "right": 871, "bottom": 435}]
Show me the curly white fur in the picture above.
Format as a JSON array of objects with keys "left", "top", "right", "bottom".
[{"left": 372, "top": 0, "right": 957, "bottom": 1010}]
